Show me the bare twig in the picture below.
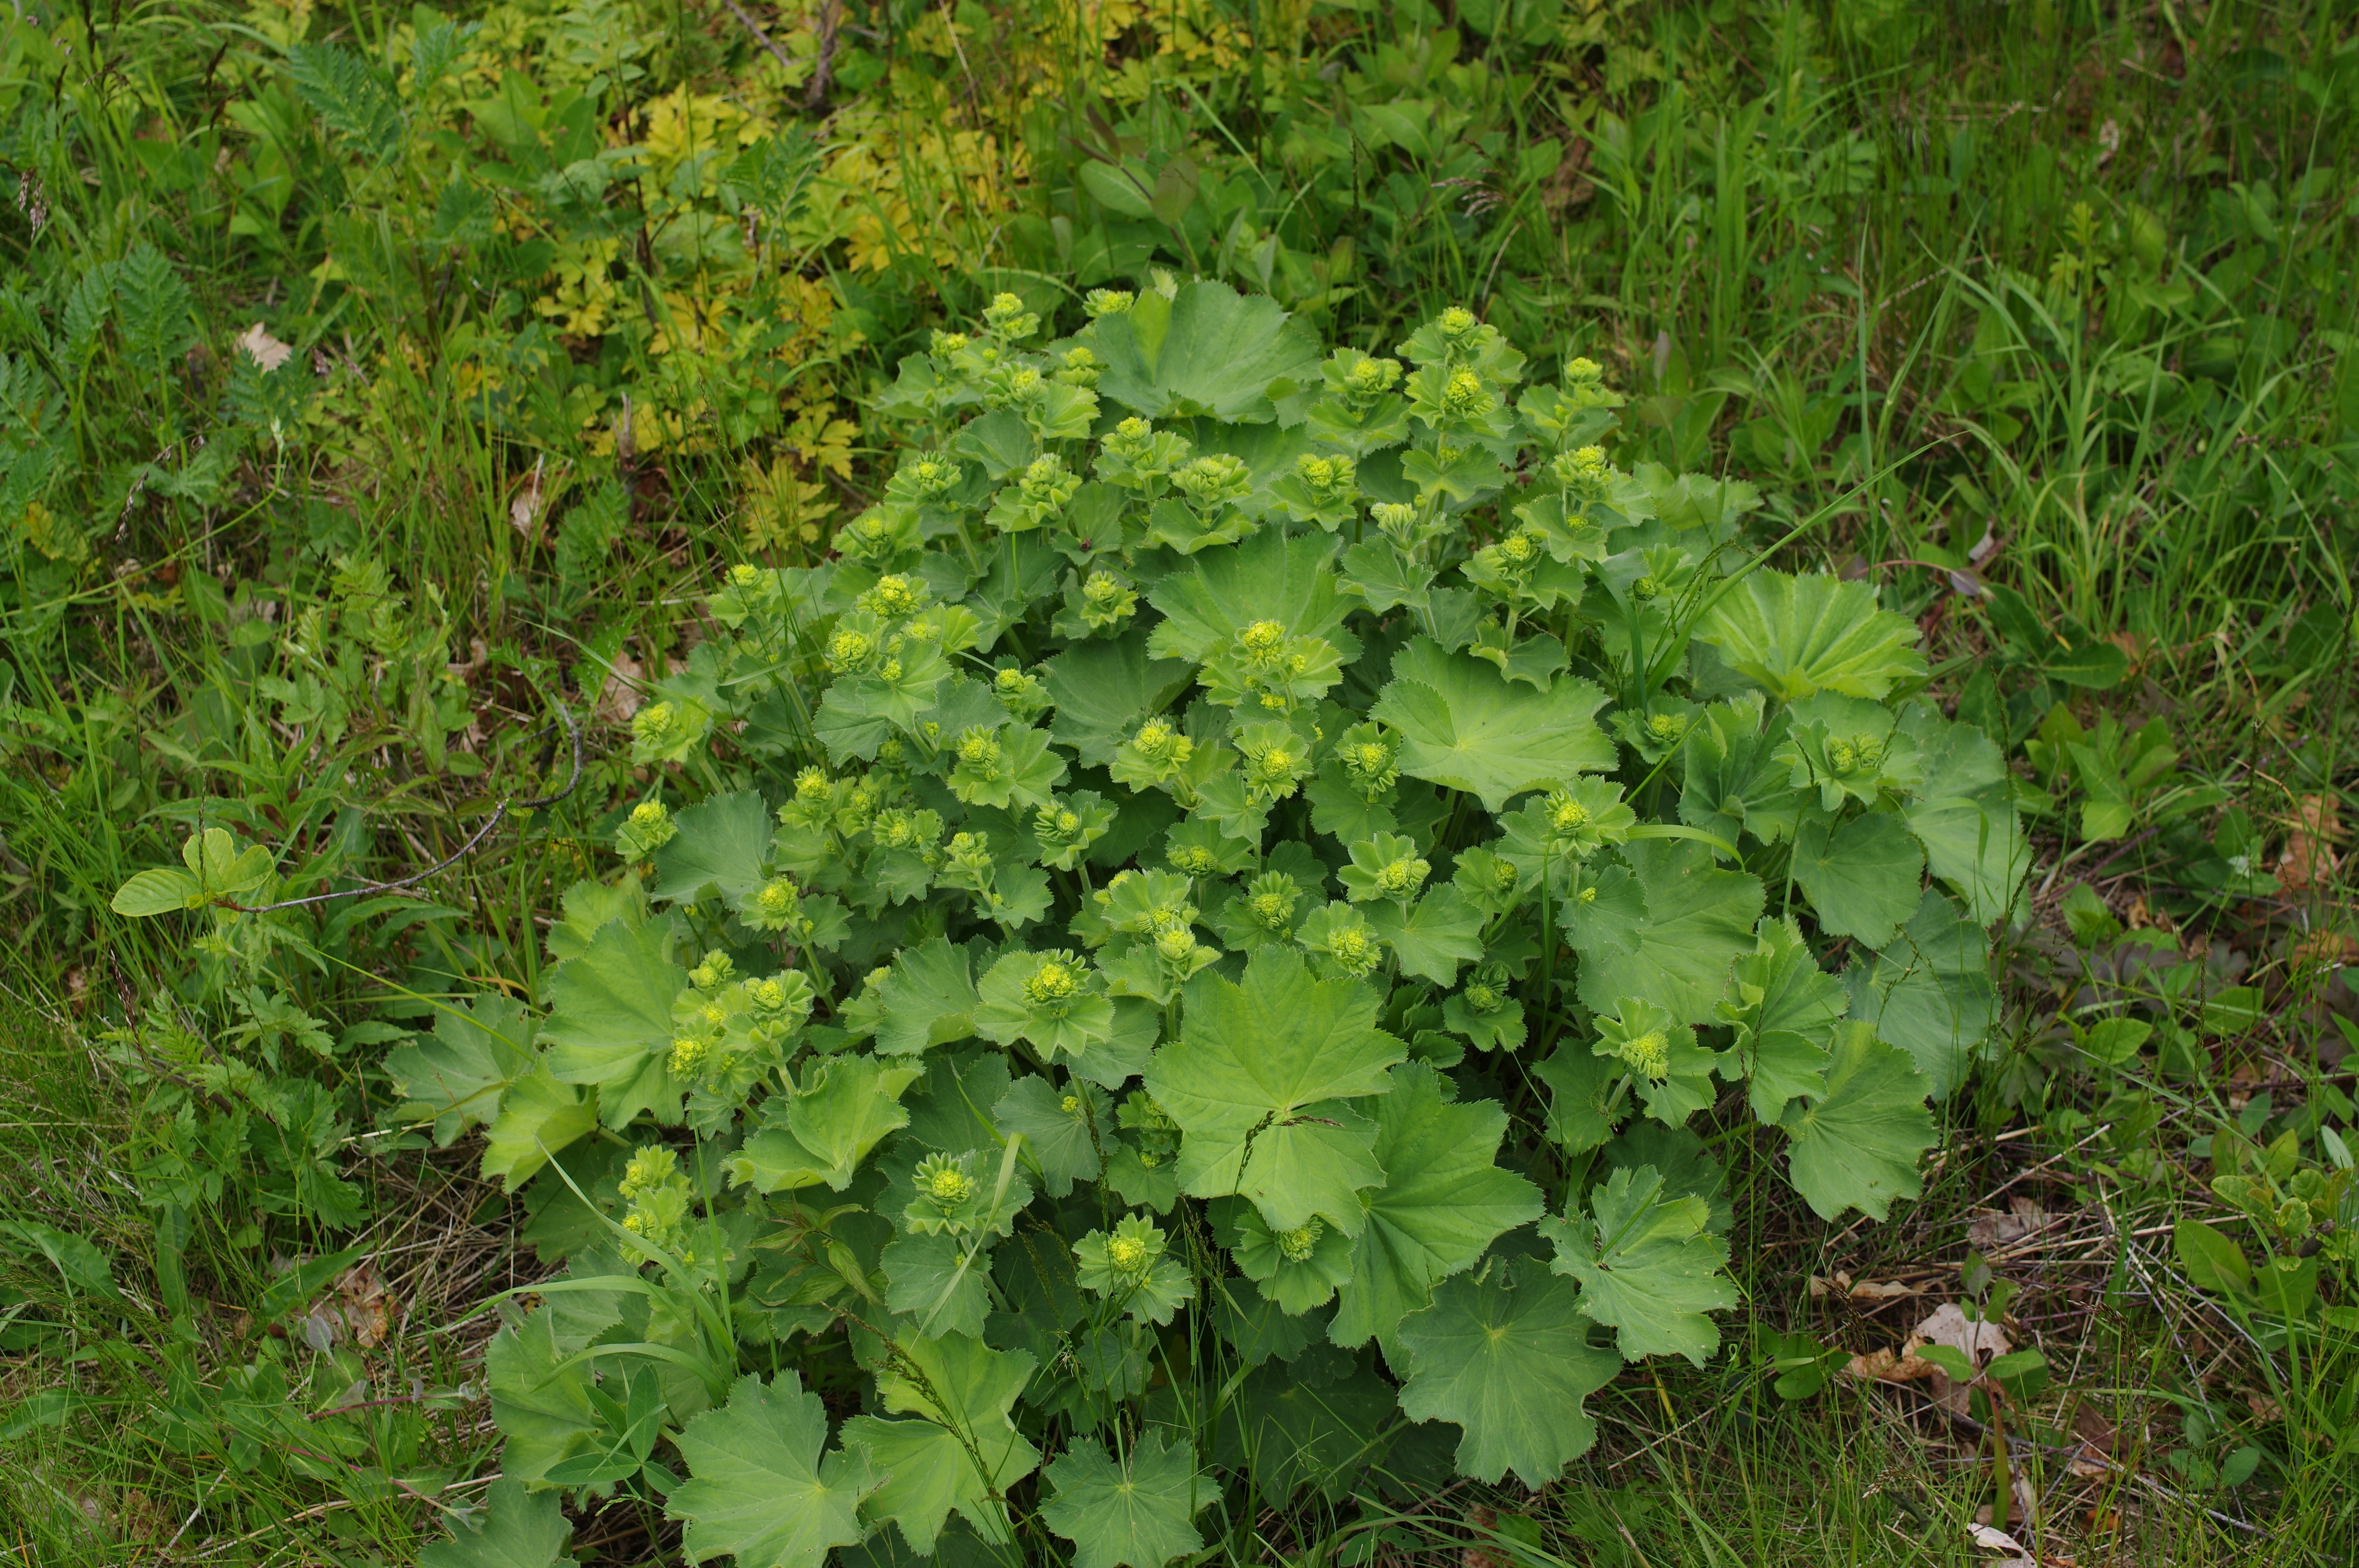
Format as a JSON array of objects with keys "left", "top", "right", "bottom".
[
  {"left": 806, "top": 0, "right": 844, "bottom": 111},
  {"left": 222, "top": 704, "right": 581, "bottom": 915},
  {"left": 721, "top": 0, "right": 798, "bottom": 75}
]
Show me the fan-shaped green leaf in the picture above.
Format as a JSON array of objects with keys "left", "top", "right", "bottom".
[
  {"left": 845, "top": 1332, "right": 1040, "bottom": 1550},
  {"left": 1779, "top": 1022, "right": 1935, "bottom": 1220},
  {"left": 1144, "top": 526, "right": 1352, "bottom": 664},
  {"left": 1040, "top": 1431, "right": 1210, "bottom": 1568},
  {"left": 418, "top": 1476, "right": 577, "bottom": 1568},
  {"left": 479, "top": 1064, "right": 598, "bottom": 1190},
  {"left": 541, "top": 915, "right": 685, "bottom": 1127},
  {"left": 667, "top": 1371, "right": 874, "bottom": 1568},
  {"left": 874, "top": 938, "right": 982, "bottom": 1054},
  {"left": 1088, "top": 280, "right": 1322, "bottom": 423},
  {"left": 1841, "top": 890, "right": 1999, "bottom": 1097},
  {"left": 882, "top": 1232, "right": 994, "bottom": 1339},
  {"left": 1362, "top": 885, "right": 1486, "bottom": 985},
  {"left": 1394, "top": 1263, "right": 1620, "bottom": 1488},
  {"left": 992, "top": 1076, "right": 1104, "bottom": 1196},
  {"left": 1144, "top": 947, "right": 1404, "bottom": 1233},
  {"left": 1570, "top": 840, "right": 1763, "bottom": 1025},
  {"left": 1789, "top": 810, "right": 1923, "bottom": 948},
  {"left": 650, "top": 790, "right": 772, "bottom": 904},
  {"left": 1044, "top": 630, "right": 1194, "bottom": 766},
  {"left": 1331, "top": 1063, "right": 1543, "bottom": 1353},
  {"left": 1679, "top": 695, "right": 1807, "bottom": 847},
  {"left": 1694, "top": 571, "right": 1927, "bottom": 701},
  {"left": 1371, "top": 637, "right": 1615, "bottom": 811},
  {"left": 387, "top": 996, "right": 538, "bottom": 1145},
  {"left": 1719, "top": 918, "right": 1843, "bottom": 1122},
  {"left": 485, "top": 1309, "right": 602, "bottom": 1486},
  {"left": 731, "top": 1056, "right": 921, "bottom": 1192},
  {"left": 1541, "top": 1165, "right": 1735, "bottom": 1365},
  {"left": 1899, "top": 704, "right": 2029, "bottom": 924}
]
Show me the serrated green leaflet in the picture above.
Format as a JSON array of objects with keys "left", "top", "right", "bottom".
[
  {"left": 992, "top": 1075, "right": 1104, "bottom": 1196},
  {"left": 881, "top": 1232, "right": 994, "bottom": 1339},
  {"left": 1043, "top": 630, "right": 1193, "bottom": 766},
  {"left": 1694, "top": 570, "right": 1928, "bottom": 701},
  {"left": 667, "top": 1372, "right": 873, "bottom": 1568},
  {"left": 1144, "top": 947, "right": 1403, "bottom": 1233},
  {"left": 1331, "top": 1063, "right": 1542, "bottom": 1352},
  {"left": 1371, "top": 637, "right": 1615, "bottom": 811},
  {"left": 874, "top": 938, "right": 982, "bottom": 1055},
  {"left": 386, "top": 996, "right": 537, "bottom": 1145},
  {"left": 730, "top": 1056, "right": 920, "bottom": 1192},
  {"left": 1395, "top": 1263, "right": 1620, "bottom": 1488},
  {"left": 480, "top": 1065, "right": 598, "bottom": 1190},
  {"left": 1721, "top": 918, "right": 1843, "bottom": 1123},
  {"left": 1678, "top": 694, "right": 1807, "bottom": 847},
  {"left": 485, "top": 1309, "right": 604, "bottom": 1486},
  {"left": 1361, "top": 885, "right": 1485, "bottom": 985},
  {"left": 651, "top": 790, "right": 772, "bottom": 903},
  {"left": 1780, "top": 1022, "right": 1937, "bottom": 1221},
  {"left": 1143, "top": 525, "right": 1353, "bottom": 664},
  {"left": 1040, "top": 1431, "right": 1210, "bottom": 1568},
  {"left": 1899, "top": 703, "right": 2029, "bottom": 924},
  {"left": 1542, "top": 1165, "right": 1736, "bottom": 1365},
  {"left": 1532, "top": 1045, "right": 1623, "bottom": 1153}
]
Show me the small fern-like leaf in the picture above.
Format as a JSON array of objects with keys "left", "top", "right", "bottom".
[
  {"left": 288, "top": 42, "right": 404, "bottom": 160},
  {"left": 114, "top": 244, "right": 194, "bottom": 373},
  {"left": 60, "top": 263, "right": 119, "bottom": 371},
  {"left": 408, "top": 20, "right": 479, "bottom": 100}
]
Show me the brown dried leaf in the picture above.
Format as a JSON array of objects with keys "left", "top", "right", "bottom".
[
  {"left": 235, "top": 321, "right": 294, "bottom": 372},
  {"left": 333, "top": 1259, "right": 393, "bottom": 1349},
  {"left": 596, "top": 649, "right": 646, "bottom": 724},
  {"left": 2065, "top": 1401, "right": 2119, "bottom": 1477},
  {"left": 2278, "top": 794, "right": 2343, "bottom": 892},
  {"left": 1847, "top": 1346, "right": 1937, "bottom": 1383},
  {"left": 1905, "top": 1302, "right": 2010, "bottom": 1416},
  {"left": 505, "top": 455, "right": 545, "bottom": 542},
  {"left": 1968, "top": 1196, "right": 2054, "bottom": 1253}
]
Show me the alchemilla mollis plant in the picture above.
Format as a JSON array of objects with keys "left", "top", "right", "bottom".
[{"left": 122, "top": 282, "right": 2026, "bottom": 1567}]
